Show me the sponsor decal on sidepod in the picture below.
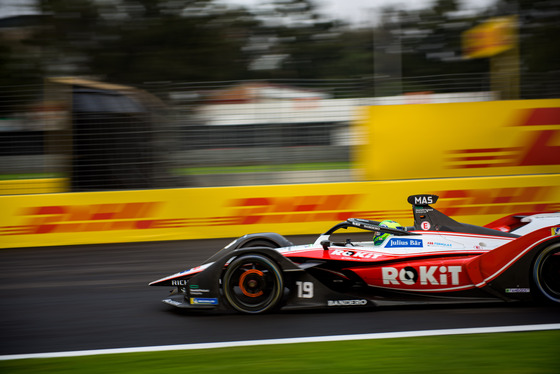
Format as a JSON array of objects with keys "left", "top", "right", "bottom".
[
  {"left": 385, "top": 238, "right": 423, "bottom": 248},
  {"left": 190, "top": 298, "right": 219, "bottom": 305},
  {"left": 328, "top": 299, "right": 368, "bottom": 306},
  {"left": 330, "top": 249, "right": 383, "bottom": 259},
  {"left": 382, "top": 266, "right": 462, "bottom": 286}
]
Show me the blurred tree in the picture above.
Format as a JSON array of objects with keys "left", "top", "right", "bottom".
[
  {"left": 1, "top": 0, "right": 557, "bottom": 99},
  {"left": 0, "top": 13, "right": 47, "bottom": 114},
  {"left": 323, "top": 29, "right": 374, "bottom": 78},
  {"left": 245, "top": 0, "right": 348, "bottom": 79},
  {"left": 33, "top": 0, "right": 259, "bottom": 83},
  {"left": 389, "top": 0, "right": 488, "bottom": 89},
  {"left": 491, "top": 0, "right": 560, "bottom": 97},
  {"left": 0, "top": 43, "right": 41, "bottom": 115},
  {"left": 248, "top": 0, "right": 492, "bottom": 92},
  {"left": 35, "top": 0, "right": 105, "bottom": 77},
  {"left": 106, "top": 0, "right": 264, "bottom": 82},
  {"left": 355, "top": 0, "right": 508, "bottom": 95}
]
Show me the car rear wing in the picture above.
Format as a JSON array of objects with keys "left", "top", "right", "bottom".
[{"left": 408, "top": 194, "right": 519, "bottom": 238}]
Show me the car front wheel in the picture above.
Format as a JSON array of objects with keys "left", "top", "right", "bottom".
[{"left": 222, "top": 254, "right": 284, "bottom": 314}]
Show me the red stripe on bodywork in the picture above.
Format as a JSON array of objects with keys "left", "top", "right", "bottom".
[{"left": 465, "top": 226, "right": 554, "bottom": 287}]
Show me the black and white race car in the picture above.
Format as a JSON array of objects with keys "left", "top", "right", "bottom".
[{"left": 150, "top": 194, "right": 560, "bottom": 314}]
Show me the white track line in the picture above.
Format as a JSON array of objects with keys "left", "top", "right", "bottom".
[{"left": 2, "top": 323, "right": 559, "bottom": 361}]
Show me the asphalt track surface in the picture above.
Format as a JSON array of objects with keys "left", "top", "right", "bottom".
[{"left": 1, "top": 236, "right": 559, "bottom": 356}]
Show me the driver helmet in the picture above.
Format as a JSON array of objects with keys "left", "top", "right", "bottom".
[{"left": 374, "top": 220, "right": 402, "bottom": 246}]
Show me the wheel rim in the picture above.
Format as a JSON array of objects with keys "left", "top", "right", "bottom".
[
  {"left": 223, "top": 255, "right": 283, "bottom": 313},
  {"left": 534, "top": 244, "right": 560, "bottom": 303}
]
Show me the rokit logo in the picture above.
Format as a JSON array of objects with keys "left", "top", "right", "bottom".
[
  {"left": 330, "top": 249, "right": 383, "bottom": 259},
  {"left": 382, "top": 265, "right": 462, "bottom": 286}
]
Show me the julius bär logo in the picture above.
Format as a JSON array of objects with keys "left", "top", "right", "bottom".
[{"left": 447, "top": 107, "right": 560, "bottom": 169}]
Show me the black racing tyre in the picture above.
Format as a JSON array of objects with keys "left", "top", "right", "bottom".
[
  {"left": 533, "top": 243, "right": 560, "bottom": 304},
  {"left": 239, "top": 239, "right": 278, "bottom": 248},
  {"left": 222, "top": 254, "right": 284, "bottom": 314}
]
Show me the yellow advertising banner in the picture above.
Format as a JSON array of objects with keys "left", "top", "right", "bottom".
[
  {"left": 356, "top": 99, "right": 560, "bottom": 181},
  {"left": 462, "top": 16, "right": 516, "bottom": 59},
  {"left": 0, "top": 178, "right": 66, "bottom": 195},
  {"left": 1, "top": 174, "right": 559, "bottom": 248}
]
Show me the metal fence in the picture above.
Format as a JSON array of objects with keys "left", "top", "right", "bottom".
[{"left": 1, "top": 72, "right": 558, "bottom": 194}]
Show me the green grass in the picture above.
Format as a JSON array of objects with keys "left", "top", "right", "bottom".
[
  {"left": 2, "top": 331, "right": 559, "bottom": 374},
  {"left": 174, "top": 162, "right": 350, "bottom": 175},
  {"left": 0, "top": 163, "right": 350, "bottom": 180},
  {"left": 0, "top": 173, "right": 62, "bottom": 180}
]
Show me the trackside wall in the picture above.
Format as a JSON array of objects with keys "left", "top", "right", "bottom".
[
  {"left": 1, "top": 99, "right": 559, "bottom": 249},
  {"left": 1, "top": 174, "right": 560, "bottom": 248},
  {"left": 355, "top": 99, "right": 560, "bottom": 180}
]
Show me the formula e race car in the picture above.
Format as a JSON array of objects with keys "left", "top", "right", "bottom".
[{"left": 150, "top": 194, "right": 560, "bottom": 314}]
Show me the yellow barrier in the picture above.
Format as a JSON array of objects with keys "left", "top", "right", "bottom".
[
  {"left": 356, "top": 99, "right": 560, "bottom": 181},
  {"left": 1, "top": 174, "right": 559, "bottom": 248},
  {"left": 1, "top": 100, "right": 559, "bottom": 248},
  {"left": 0, "top": 178, "right": 67, "bottom": 195}
]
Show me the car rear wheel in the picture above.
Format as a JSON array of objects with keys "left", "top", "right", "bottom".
[
  {"left": 222, "top": 254, "right": 284, "bottom": 314},
  {"left": 533, "top": 243, "right": 560, "bottom": 303}
]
